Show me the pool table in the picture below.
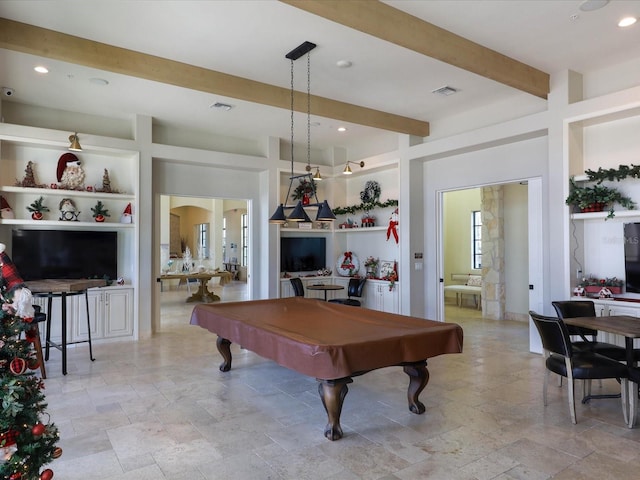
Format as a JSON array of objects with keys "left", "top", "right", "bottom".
[{"left": 190, "top": 297, "right": 463, "bottom": 440}]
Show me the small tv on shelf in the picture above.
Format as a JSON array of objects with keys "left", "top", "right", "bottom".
[
  {"left": 11, "top": 229, "right": 118, "bottom": 281},
  {"left": 280, "top": 237, "right": 326, "bottom": 273},
  {"left": 624, "top": 223, "right": 640, "bottom": 293}
]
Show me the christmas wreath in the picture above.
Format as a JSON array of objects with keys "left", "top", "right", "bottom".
[{"left": 292, "top": 179, "right": 316, "bottom": 201}]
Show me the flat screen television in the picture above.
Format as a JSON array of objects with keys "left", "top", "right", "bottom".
[
  {"left": 624, "top": 223, "right": 640, "bottom": 293},
  {"left": 11, "top": 229, "right": 118, "bottom": 281},
  {"left": 280, "top": 237, "right": 326, "bottom": 273}
]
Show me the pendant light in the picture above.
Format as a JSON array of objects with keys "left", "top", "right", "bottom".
[
  {"left": 269, "top": 41, "right": 335, "bottom": 224},
  {"left": 68, "top": 132, "right": 82, "bottom": 151}
]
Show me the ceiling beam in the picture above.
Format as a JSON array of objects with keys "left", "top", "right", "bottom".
[
  {"left": 0, "top": 17, "right": 430, "bottom": 137},
  {"left": 282, "top": 0, "right": 550, "bottom": 99}
]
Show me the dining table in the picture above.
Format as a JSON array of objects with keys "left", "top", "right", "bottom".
[
  {"left": 306, "top": 283, "right": 344, "bottom": 301},
  {"left": 563, "top": 314, "right": 640, "bottom": 427}
]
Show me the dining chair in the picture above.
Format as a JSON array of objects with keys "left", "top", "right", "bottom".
[
  {"left": 551, "top": 300, "right": 636, "bottom": 362},
  {"left": 329, "top": 278, "right": 366, "bottom": 306},
  {"left": 529, "top": 310, "right": 629, "bottom": 424},
  {"left": 290, "top": 277, "right": 305, "bottom": 297}
]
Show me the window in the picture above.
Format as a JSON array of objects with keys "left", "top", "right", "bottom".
[
  {"left": 195, "top": 223, "right": 209, "bottom": 259},
  {"left": 472, "top": 210, "right": 482, "bottom": 269},
  {"left": 241, "top": 213, "right": 248, "bottom": 266}
]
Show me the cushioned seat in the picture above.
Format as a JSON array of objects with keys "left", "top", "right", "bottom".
[
  {"left": 290, "top": 278, "right": 305, "bottom": 297},
  {"left": 530, "top": 310, "right": 629, "bottom": 424},
  {"left": 329, "top": 278, "right": 366, "bottom": 307}
]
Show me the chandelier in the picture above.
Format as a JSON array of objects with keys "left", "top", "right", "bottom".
[{"left": 269, "top": 41, "right": 335, "bottom": 224}]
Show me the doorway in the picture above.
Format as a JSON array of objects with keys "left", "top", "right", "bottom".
[
  {"left": 441, "top": 183, "right": 530, "bottom": 323},
  {"left": 158, "top": 195, "right": 250, "bottom": 330}
]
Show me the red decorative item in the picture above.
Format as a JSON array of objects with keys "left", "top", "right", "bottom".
[
  {"left": 32, "top": 422, "right": 46, "bottom": 437},
  {"left": 0, "top": 429, "right": 18, "bottom": 446},
  {"left": 28, "top": 357, "right": 41, "bottom": 371},
  {"left": 9, "top": 357, "right": 27, "bottom": 375},
  {"left": 52, "top": 447, "right": 62, "bottom": 459},
  {"left": 95, "top": 214, "right": 105, "bottom": 223},
  {"left": 10, "top": 473, "right": 21, "bottom": 480},
  {"left": 302, "top": 193, "right": 310, "bottom": 205},
  {"left": 39, "top": 469, "right": 54, "bottom": 480},
  {"left": 31, "top": 212, "right": 43, "bottom": 220},
  {"left": 387, "top": 208, "right": 399, "bottom": 244}
]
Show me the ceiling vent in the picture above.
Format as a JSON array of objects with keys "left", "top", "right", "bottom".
[{"left": 432, "top": 85, "right": 458, "bottom": 96}]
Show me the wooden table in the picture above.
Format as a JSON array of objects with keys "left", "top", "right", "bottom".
[
  {"left": 306, "top": 283, "right": 344, "bottom": 301},
  {"left": 190, "top": 297, "right": 463, "bottom": 440},
  {"left": 564, "top": 315, "right": 640, "bottom": 427},
  {"left": 26, "top": 278, "right": 107, "bottom": 376},
  {"left": 159, "top": 272, "right": 231, "bottom": 303}
]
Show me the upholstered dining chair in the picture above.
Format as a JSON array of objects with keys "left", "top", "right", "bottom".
[
  {"left": 290, "top": 277, "right": 305, "bottom": 297},
  {"left": 329, "top": 278, "right": 366, "bottom": 307},
  {"left": 551, "top": 300, "right": 636, "bottom": 362},
  {"left": 529, "top": 310, "right": 629, "bottom": 424}
]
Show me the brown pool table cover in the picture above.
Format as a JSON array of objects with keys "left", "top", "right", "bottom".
[{"left": 190, "top": 297, "right": 463, "bottom": 379}]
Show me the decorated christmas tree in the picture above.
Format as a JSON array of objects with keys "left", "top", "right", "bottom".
[{"left": 0, "top": 245, "right": 61, "bottom": 480}]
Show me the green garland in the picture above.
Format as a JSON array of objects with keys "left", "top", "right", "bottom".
[
  {"left": 332, "top": 199, "right": 398, "bottom": 215},
  {"left": 585, "top": 164, "right": 640, "bottom": 184}
]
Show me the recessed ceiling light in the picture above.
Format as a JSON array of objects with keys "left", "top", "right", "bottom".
[
  {"left": 336, "top": 60, "right": 352, "bottom": 68},
  {"left": 579, "top": 0, "right": 609, "bottom": 12},
  {"left": 619, "top": 16, "right": 637, "bottom": 27},
  {"left": 34, "top": 66, "right": 48, "bottom": 74},
  {"left": 210, "top": 102, "right": 233, "bottom": 111},
  {"left": 89, "top": 77, "right": 109, "bottom": 86},
  {"left": 337, "top": 127, "right": 347, "bottom": 132}
]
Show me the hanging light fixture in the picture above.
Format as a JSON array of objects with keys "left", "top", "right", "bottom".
[
  {"left": 68, "top": 132, "right": 82, "bottom": 151},
  {"left": 269, "top": 41, "right": 336, "bottom": 224},
  {"left": 342, "top": 160, "right": 365, "bottom": 175}
]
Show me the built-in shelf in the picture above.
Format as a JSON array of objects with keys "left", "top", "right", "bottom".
[
  {"left": 335, "top": 226, "right": 387, "bottom": 233},
  {"left": 570, "top": 210, "right": 640, "bottom": 220},
  {"left": 0, "top": 185, "right": 135, "bottom": 200},
  {"left": 0, "top": 218, "right": 134, "bottom": 228}
]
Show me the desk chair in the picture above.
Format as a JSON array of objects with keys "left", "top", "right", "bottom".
[
  {"left": 529, "top": 310, "right": 629, "bottom": 424},
  {"left": 329, "top": 278, "right": 366, "bottom": 306},
  {"left": 290, "top": 278, "right": 305, "bottom": 297}
]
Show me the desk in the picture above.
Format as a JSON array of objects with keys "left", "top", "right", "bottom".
[
  {"left": 159, "top": 272, "right": 231, "bottom": 303},
  {"left": 306, "top": 283, "right": 344, "bottom": 301},
  {"left": 190, "top": 297, "right": 463, "bottom": 440},
  {"left": 564, "top": 315, "right": 640, "bottom": 427},
  {"left": 26, "top": 279, "right": 106, "bottom": 376}
]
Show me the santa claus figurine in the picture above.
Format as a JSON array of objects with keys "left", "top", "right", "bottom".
[
  {"left": 56, "top": 152, "right": 85, "bottom": 190},
  {"left": 0, "top": 243, "right": 34, "bottom": 319},
  {"left": 120, "top": 202, "right": 133, "bottom": 224},
  {"left": 0, "top": 195, "right": 14, "bottom": 219}
]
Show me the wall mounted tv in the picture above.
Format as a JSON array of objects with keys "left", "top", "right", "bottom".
[
  {"left": 280, "top": 237, "right": 326, "bottom": 273},
  {"left": 11, "top": 229, "right": 118, "bottom": 281},
  {"left": 624, "top": 222, "right": 640, "bottom": 293}
]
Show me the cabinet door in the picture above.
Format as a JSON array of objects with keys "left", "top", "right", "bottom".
[
  {"left": 280, "top": 281, "right": 294, "bottom": 298},
  {"left": 380, "top": 284, "right": 399, "bottom": 313},
  {"left": 104, "top": 289, "right": 133, "bottom": 338},
  {"left": 70, "top": 291, "right": 102, "bottom": 343}
]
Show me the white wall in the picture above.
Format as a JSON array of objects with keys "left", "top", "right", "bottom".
[{"left": 504, "top": 183, "right": 529, "bottom": 320}]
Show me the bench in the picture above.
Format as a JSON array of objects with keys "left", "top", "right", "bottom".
[{"left": 444, "top": 274, "right": 482, "bottom": 309}]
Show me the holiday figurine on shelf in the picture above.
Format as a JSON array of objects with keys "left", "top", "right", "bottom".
[
  {"left": 90, "top": 201, "right": 110, "bottom": 223},
  {"left": 27, "top": 197, "right": 50, "bottom": 221},
  {"left": 0, "top": 196, "right": 14, "bottom": 220},
  {"left": 120, "top": 203, "right": 132, "bottom": 224},
  {"left": 0, "top": 243, "right": 61, "bottom": 480},
  {"left": 15, "top": 161, "right": 46, "bottom": 189},
  {"left": 96, "top": 169, "right": 117, "bottom": 193},
  {"left": 58, "top": 198, "right": 80, "bottom": 221},
  {"left": 56, "top": 153, "right": 85, "bottom": 190}
]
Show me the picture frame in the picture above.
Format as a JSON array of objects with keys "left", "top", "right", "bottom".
[{"left": 380, "top": 260, "right": 395, "bottom": 279}]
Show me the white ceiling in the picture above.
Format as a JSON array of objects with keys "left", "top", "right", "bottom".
[{"left": 0, "top": 0, "right": 639, "bottom": 152}]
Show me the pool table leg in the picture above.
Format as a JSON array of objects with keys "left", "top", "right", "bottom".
[
  {"left": 318, "top": 377, "right": 353, "bottom": 441},
  {"left": 216, "top": 337, "right": 232, "bottom": 372},
  {"left": 403, "top": 361, "right": 429, "bottom": 414}
]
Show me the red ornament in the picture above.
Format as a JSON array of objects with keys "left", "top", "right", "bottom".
[
  {"left": 31, "top": 212, "right": 43, "bottom": 220},
  {"left": 39, "top": 469, "right": 54, "bottom": 480},
  {"left": 52, "top": 447, "right": 62, "bottom": 459},
  {"left": 10, "top": 473, "right": 21, "bottom": 480},
  {"left": 0, "top": 429, "right": 18, "bottom": 446},
  {"left": 31, "top": 422, "right": 46, "bottom": 437},
  {"left": 9, "top": 357, "right": 27, "bottom": 375},
  {"left": 28, "top": 357, "right": 41, "bottom": 371}
]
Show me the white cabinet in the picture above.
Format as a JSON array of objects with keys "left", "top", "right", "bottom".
[
  {"left": 591, "top": 299, "right": 640, "bottom": 348},
  {"left": 362, "top": 279, "right": 399, "bottom": 313},
  {"left": 102, "top": 287, "right": 134, "bottom": 338}
]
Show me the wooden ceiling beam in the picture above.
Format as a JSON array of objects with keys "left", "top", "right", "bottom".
[
  {"left": 0, "top": 17, "right": 430, "bottom": 137},
  {"left": 282, "top": 0, "right": 549, "bottom": 99}
]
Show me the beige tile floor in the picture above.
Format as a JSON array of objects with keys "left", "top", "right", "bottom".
[{"left": 40, "top": 288, "right": 640, "bottom": 479}]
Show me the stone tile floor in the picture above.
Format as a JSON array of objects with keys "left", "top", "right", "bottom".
[{"left": 40, "top": 288, "right": 640, "bottom": 479}]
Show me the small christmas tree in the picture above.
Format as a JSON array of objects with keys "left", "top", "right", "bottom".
[
  {"left": 15, "top": 162, "right": 45, "bottom": 189},
  {"left": 96, "top": 169, "right": 117, "bottom": 193},
  {"left": 0, "top": 245, "right": 61, "bottom": 480}
]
